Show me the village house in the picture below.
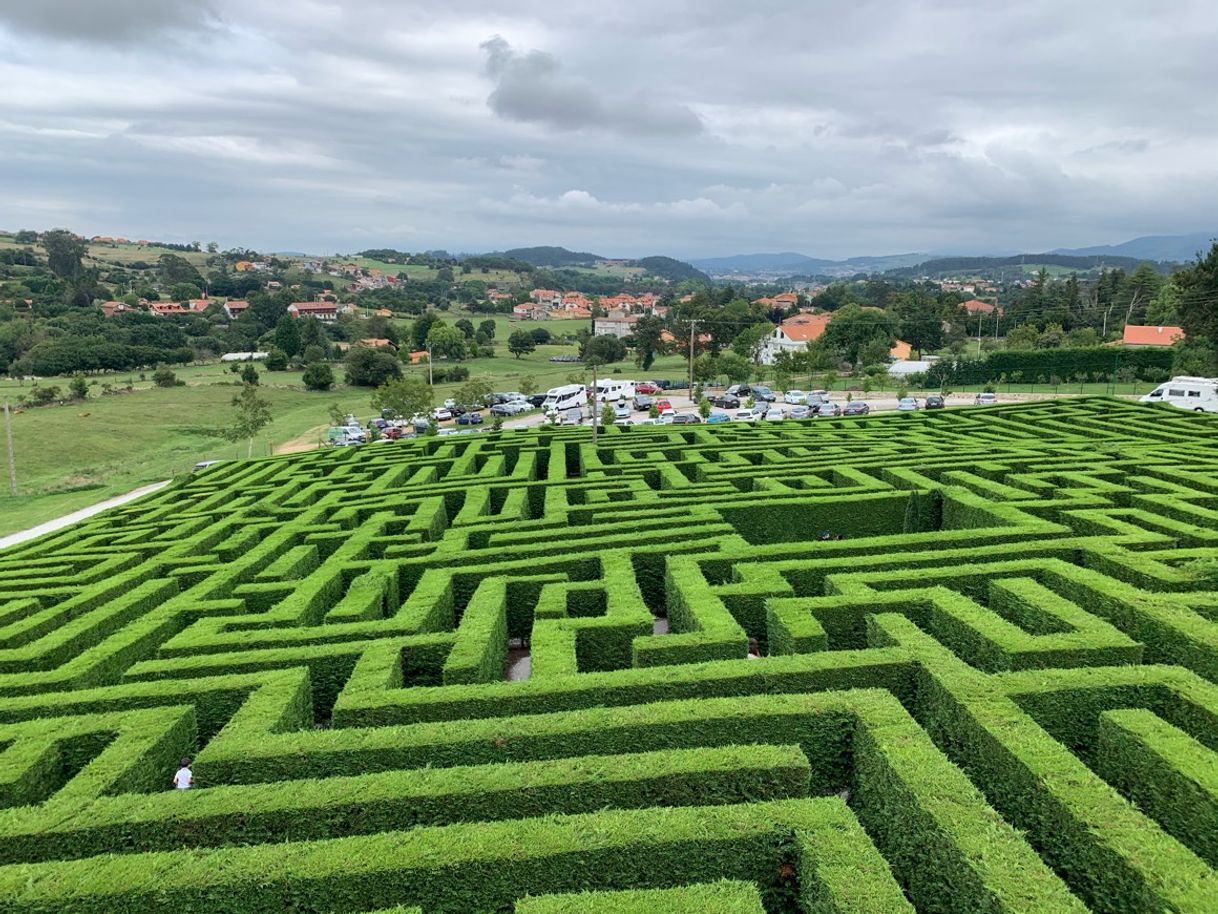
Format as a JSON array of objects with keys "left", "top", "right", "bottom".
[
  {"left": 758, "top": 314, "right": 833, "bottom": 365},
  {"left": 287, "top": 301, "right": 350, "bottom": 322},
  {"left": 593, "top": 313, "right": 639, "bottom": 338},
  {"left": 1121, "top": 325, "right": 1184, "bottom": 347},
  {"left": 99, "top": 301, "right": 133, "bottom": 318},
  {"left": 148, "top": 302, "right": 188, "bottom": 316},
  {"left": 222, "top": 300, "right": 250, "bottom": 320}
]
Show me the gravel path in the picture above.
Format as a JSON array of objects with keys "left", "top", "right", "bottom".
[{"left": 0, "top": 480, "right": 172, "bottom": 551}]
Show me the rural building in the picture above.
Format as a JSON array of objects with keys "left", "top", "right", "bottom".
[
  {"left": 758, "top": 314, "right": 832, "bottom": 365},
  {"left": 961, "top": 299, "right": 1003, "bottom": 316},
  {"left": 594, "top": 314, "right": 639, "bottom": 338},
  {"left": 223, "top": 300, "right": 250, "bottom": 320},
  {"left": 287, "top": 301, "right": 350, "bottom": 322},
  {"left": 99, "top": 301, "right": 133, "bottom": 318},
  {"left": 148, "top": 302, "right": 188, "bottom": 316},
  {"left": 1121, "top": 325, "right": 1184, "bottom": 347}
]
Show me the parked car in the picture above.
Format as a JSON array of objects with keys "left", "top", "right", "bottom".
[
  {"left": 489, "top": 403, "right": 516, "bottom": 417},
  {"left": 658, "top": 407, "right": 677, "bottom": 419},
  {"left": 897, "top": 397, "right": 919, "bottom": 411},
  {"left": 790, "top": 405, "right": 812, "bottom": 420},
  {"left": 925, "top": 395, "right": 945, "bottom": 409},
  {"left": 764, "top": 406, "right": 785, "bottom": 421},
  {"left": 725, "top": 384, "right": 753, "bottom": 399},
  {"left": 843, "top": 401, "right": 870, "bottom": 416},
  {"left": 614, "top": 417, "right": 638, "bottom": 427},
  {"left": 635, "top": 382, "right": 660, "bottom": 395},
  {"left": 192, "top": 459, "right": 222, "bottom": 472},
  {"left": 528, "top": 394, "right": 547, "bottom": 408},
  {"left": 975, "top": 392, "right": 998, "bottom": 405},
  {"left": 706, "top": 411, "right": 730, "bottom": 424},
  {"left": 614, "top": 403, "right": 632, "bottom": 419},
  {"left": 634, "top": 394, "right": 654, "bottom": 412},
  {"left": 443, "top": 398, "right": 456, "bottom": 410},
  {"left": 752, "top": 386, "right": 776, "bottom": 402},
  {"left": 733, "top": 408, "right": 762, "bottom": 422},
  {"left": 382, "top": 426, "right": 404, "bottom": 440},
  {"left": 784, "top": 390, "right": 806, "bottom": 404},
  {"left": 655, "top": 399, "right": 672, "bottom": 412},
  {"left": 670, "top": 413, "right": 702, "bottom": 425},
  {"left": 817, "top": 402, "right": 843, "bottom": 417},
  {"left": 457, "top": 411, "right": 484, "bottom": 425},
  {"left": 708, "top": 394, "right": 738, "bottom": 410},
  {"left": 432, "top": 407, "right": 453, "bottom": 422}
]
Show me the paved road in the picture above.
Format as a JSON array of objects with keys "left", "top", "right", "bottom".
[{"left": 0, "top": 480, "right": 171, "bottom": 551}]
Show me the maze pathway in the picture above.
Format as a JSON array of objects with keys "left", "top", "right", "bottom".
[{"left": 1, "top": 398, "right": 1217, "bottom": 913}]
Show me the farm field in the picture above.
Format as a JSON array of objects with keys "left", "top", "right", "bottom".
[{"left": 0, "top": 399, "right": 1216, "bottom": 911}]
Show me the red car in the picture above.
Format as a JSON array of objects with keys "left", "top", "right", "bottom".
[
  {"left": 654, "top": 398, "right": 672, "bottom": 412},
  {"left": 382, "top": 426, "right": 403, "bottom": 440},
  {"left": 636, "top": 382, "right": 660, "bottom": 395}
]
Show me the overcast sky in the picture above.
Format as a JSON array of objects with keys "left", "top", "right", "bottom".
[{"left": 2, "top": 0, "right": 1216, "bottom": 259}]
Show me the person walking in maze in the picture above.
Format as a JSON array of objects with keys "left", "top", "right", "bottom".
[{"left": 173, "top": 757, "right": 194, "bottom": 790}]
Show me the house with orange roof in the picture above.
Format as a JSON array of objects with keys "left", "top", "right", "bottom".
[
  {"left": 187, "top": 298, "right": 212, "bottom": 313},
  {"left": 961, "top": 299, "right": 1002, "bottom": 316},
  {"left": 148, "top": 302, "right": 188, "bottom": 316},
  {"left": 355, "top": 338, "right": 398, "bottom": 350},
  {"left": 889, "top": 340, "right": 914, "bottom": 360},
  {"left": 759, "top": 314, "right": 832, "bottom": 364},
  {"left": 287, "top": 301, "right": 349, "bottom": 322},
  {"left": 222, "top": 300, "right": 250, "bottom": 320},
  {"left": 1121, "top": 325, "right": 1183, "bottom": 347},
  {"left": 563, "top": 306, "right": 593, "bottom": 320},
  {"left": 530, "top": 289, "right": 562, "bottom": 306},
  {"left": 99, "top": 301, "right": 133, "bottom": 318}
]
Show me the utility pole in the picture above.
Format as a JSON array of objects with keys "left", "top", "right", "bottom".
[
  {"left": 3, "top": 399, "right": 15, "bottom": 497},
  {"left": 427, "top": 345, "right": 433, "bottom": 386},
  {"left": 687, "top": 319, "right": 697, "bottom": 404}
]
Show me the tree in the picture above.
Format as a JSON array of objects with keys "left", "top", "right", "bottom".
[
  {"left": 730, "top": 323, "right": 771, "bottom": 363},
  {"left": 601, "top": 401, "right": 617, "bottom": 428},
  {"left": 264, "top": 348, "right": 288, "bottom": 371},
  {"left": 241, "top": 363, "right": 259, "bottom": 385},
  {"left": 168, "top": 282, "right": 203, "bottom": 301},
  {"left": 716, "top": 351, "right": 752, "bottom": 384},
  {"left": 632, "top": 315, "right": 664, "bottom": 370},
  {"left": 345, "top": 346, "right": 403, "bottom": 387},
  {"left": 371, "top": 376, "right": 433, "bottom": 419},
  {"left": 529, "top": 327, "right": 553, "bottom": 344},
  {"left": 585, "top": 334, "right": 627, "bottom": 364},
  {"left": 298, "top": 316, "right": 328, "bottom": 355},
  {"left": 153, "top": 368, "right": 178, "bottom": 388},
  {"left": 1175, "top": 242, "right": 1218, "bottom": 365},
  {"left": 302, "top": 344, "right": 325, "bottom": 364},
  {"left": 426, "top": 322, "right": 467, "bottom": 360},
  {"left": 224, "top": 383, "right": 273, "bottom": 459},
  {"left": 411, "top": 311, "right": 442, "bottom": 351},
  {"left": 820, "top": 304, "right": 897, "bottom": 365},
  {"left": 456, "top": 378, "right": 495, "bottom": 408},
  {"left": 157, "top": 253, "right": 202, "bottom": 287},
  {"left": 519, "top": 375, "right": 538, "bottom": 395},
  {"left": 436, "top": 265, "right": 454, "bottom": 282},
  {"left": 41, "top": 229, "right": 87, "bottom": 278},
  {"left": 1006, "top": 324, "right": 1039, "bottom": 350},
  {"left": 302, "top": 362, "right": 334, "bottom": 391},
  {"left": 479, "top": 319, "right": 497, "bottom": 339},
  {"left": 508, "top": 330, "right": 536, "bottom": 359},
  {"left": 895, "top": 293, "right": 944, "bottom": 357},
  {"left": 68, "top": 374, "right": 89, "bottom": 400},
  {"left": 455, "top": 318, "right": 476, "bottom": 339},
  {"left": 274, "top": 314, "right": 302, "bottom": 357}
]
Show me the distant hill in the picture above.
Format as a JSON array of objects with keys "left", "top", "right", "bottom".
[
  {"left": 499, "top": 246, "right": 604, "bottom": 267},
  {"left": 691, "top": 251, "right": 930, "bottom": 277},
  {"left": 633, "top": 255, "right": 709, "bottom": 283},
  {"left": 1051, "top": 232, "right": 1216, "bottom": 264},
  {"left": 884, "top": 253, "right": 1173, "bottom": 279}
]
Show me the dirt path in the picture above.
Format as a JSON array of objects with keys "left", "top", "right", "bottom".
[
  {"left": 0, "top": 480, "right": 172, "bottom": 551},
  {"left": 277, "top": 424, "right": 328, "bottom": 454}
]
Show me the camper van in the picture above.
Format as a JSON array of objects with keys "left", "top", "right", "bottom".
[
  {"left": 1140, "top": 377, "right": 1218, "bottom": 413},
  {"left": 592, "top": 379, "right": 636, "bottom": 403},
  {"left": 542, "top": 384, "right": 587, "bottom": 413}
]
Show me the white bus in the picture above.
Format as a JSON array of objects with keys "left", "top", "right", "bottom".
[
  {"left": 542, "top": 384, "right": 587, "bottom": 412},
  {"left": 593, "top": 379, "right": 636, "bottom": 402},
  {"left": 1140, "top": 377, "right": 1218, "bottom": 413}
]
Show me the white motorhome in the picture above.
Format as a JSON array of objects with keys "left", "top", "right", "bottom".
[
  {"left": 592, "top": 379, "right": 636, "bottom": 402},
  {"left": 542, "top": 384, "right": 587, "bottom": 412},
  {"left": 1140, "top": 377, "right": 1218, "bottom": 413}
]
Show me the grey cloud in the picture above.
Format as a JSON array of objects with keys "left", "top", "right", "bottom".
[
  {"left": 0, "top": 0, "right": 219, "bottom": 43},
  {"left": 480, "top": 36, "right": 702, "bottom": 136}
]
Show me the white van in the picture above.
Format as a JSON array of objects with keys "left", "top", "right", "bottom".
[
  {"left": 592, "top": 379, "right": 636, "bottom": 402},
  {"left": 542, "top": 384, "right": 587, "bottom": 412},
  {"left": 1140, "top": 377, "right": 1218, "bottom": 413}
]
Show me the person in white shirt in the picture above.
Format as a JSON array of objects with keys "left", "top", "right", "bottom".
[{"left": 173, "top": 757, "right": 194, "bottom": 790}]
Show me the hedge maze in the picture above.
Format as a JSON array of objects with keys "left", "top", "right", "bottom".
[{"left": 3, "top": 397, "right": 1218, "bottom": 913}]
